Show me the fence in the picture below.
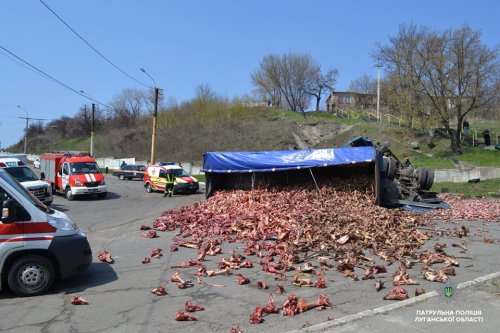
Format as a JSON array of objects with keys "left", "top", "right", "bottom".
[
  {"left": 26, "top": 154, "right": 204, "bottom": 175},
  {"left": 334, "top": 108, "right": 499, "bottom": 146}
]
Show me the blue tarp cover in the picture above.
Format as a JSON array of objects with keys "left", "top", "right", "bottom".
[{"left": 202, "top": 147, "right": 376, "bottom": 173}]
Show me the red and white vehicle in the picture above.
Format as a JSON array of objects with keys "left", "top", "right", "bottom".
[
  {"left": 143, "top": 163, "right": 199, "bottom": 194},
  {"left": 0, "top": 157, "right": 53, "bottom": 206},
  {"left": 40, "top": 152, "right": 107, "bottom": 200},
  {"left": 0, "top": 167, "right": 92, "bottom": 296}
]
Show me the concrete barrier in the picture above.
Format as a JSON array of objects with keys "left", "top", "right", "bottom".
[{"left": 435, "top": 167, "right": 500, "bottom": 183}]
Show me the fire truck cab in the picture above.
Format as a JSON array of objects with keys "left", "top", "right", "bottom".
[
  {"left": 40, "top": 152, "right": 107, "bottom": 200},
  {"left": 0, "top": 167, "right": 92, "bottom": 296}
]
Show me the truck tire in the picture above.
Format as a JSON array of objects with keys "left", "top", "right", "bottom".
[
  {"left": 383, "top": 158, "right": 397, "bottom": 180},
  {"left": 119, "top": 174, "right": 125, "bottom": 180},
  {"left": 145, "top": 183, "right": 152, "bottom": 193},
  {"left": 65, "top": 187, "right": 74, "bottom": 201},
  {"left": 7, "top": 255, "right": 55, "bottom": 297},
  {"left": 416, "top": 168, "right": 428, "bottom": 190},
  {"left": 423, "top": 169, "right": 434, "bottom": 190}
]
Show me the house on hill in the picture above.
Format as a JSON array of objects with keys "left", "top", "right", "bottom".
[{"left": 326, "top": 92, "right": 376, "bottom": 112}]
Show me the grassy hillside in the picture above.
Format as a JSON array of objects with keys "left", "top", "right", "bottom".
[{"left": 13, "top": 102, "right": 500, "bottom": 169}]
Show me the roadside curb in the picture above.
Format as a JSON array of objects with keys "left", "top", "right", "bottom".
[{"left": 286, "top": 270, "right": 500, "bottom": 333}]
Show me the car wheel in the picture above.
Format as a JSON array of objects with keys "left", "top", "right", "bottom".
[
  {"left": 65, "top": 187, "right": 74, "bottom": 201},
  {"left": 8, "top": 255, "right": 55, "bottom": 297},
  {"left": 119, "top": 175, "right": 125, "bottom": 180},
  {"left": 145, "top": 183, "right": 152, "bottom": 193}
]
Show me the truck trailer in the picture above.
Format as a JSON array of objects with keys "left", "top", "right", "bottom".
[{"left": 202, "top": 138, "right": 445, "bottom": 210}]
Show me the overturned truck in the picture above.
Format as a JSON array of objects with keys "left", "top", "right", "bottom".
[{"left": 202, "top": 137, "right": 446, "bottom": 209}]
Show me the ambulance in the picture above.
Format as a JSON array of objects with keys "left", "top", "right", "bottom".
[
  {"left": 40, "top": 152, "right": 107, "bottom": 200},
  {"left": 0, "top": 157, "right": 53, "bottom": 206},
  {"left": 143, "top": 163, "right": 199, "bottom": 194},
  {"left": 0, "top": 167, "right": 92, "bottom": 296}
]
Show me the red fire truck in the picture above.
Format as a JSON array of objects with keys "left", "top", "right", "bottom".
[{"left": 40, "top": 152, "right": 107, "bottom": 200}]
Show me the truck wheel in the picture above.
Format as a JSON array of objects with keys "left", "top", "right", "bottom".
[
  {"left": 417, "top": 168, "right": 428, "bottom": 190},
  {"left": 8, "top": 255, "right": 55, "bottom": 297},
  {"left": 65, "top": 187, "right": 74, "bottom": 201},
  {"left": 119, "top": 175, "right": 125, "bottom": 180},
  {"left": 383, "top": 158, "right": 397, "bottom": 180},
  {"left": 423, "top": 169, "right": 434, "bottom": 190},
  {"left": 145, "top": 183, "right": 152, "bottom": 193}
]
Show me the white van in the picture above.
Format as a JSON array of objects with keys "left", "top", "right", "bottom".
[
  {"left": 0, "top": 168, "right": 92, "bottom": 296},
  {"left": 0, "top": 157, "right": 53, "bottom": 206}
]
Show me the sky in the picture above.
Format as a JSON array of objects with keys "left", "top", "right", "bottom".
[{"left": 0, "top": 0, "right": 498, "bottom": 148}]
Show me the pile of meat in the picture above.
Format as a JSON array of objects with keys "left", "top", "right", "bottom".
[
  {"left": 154, "top": 178, "right": 432, "bottom": 269},
  {"left": 430, "top": 194, "right": 500, "bottom": 223},
  {"left": 148, "top": 177, "right": 497, "bottom": 328}
]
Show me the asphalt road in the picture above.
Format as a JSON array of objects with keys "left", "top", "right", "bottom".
[{"left": 0, "top": 174, "right": 499, "bottom": 333}]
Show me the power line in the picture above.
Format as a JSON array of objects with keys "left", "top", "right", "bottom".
[
  {"left": 39, "top": 0, "right": 151, "bottom": 88},
  {"left": 0, "top": 44, "right": 109, "bottom": 107},
  {"left": 0, "top": 49, "right": 40, "bottom": 76}
]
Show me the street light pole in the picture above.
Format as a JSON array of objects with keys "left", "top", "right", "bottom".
[
  {"left": 80, "top": 91, "right": 96, "bottom": 156},
  {"left": 376, "top": 60, "right": 382, "bottom": 122},
  {"left": 17, "top": 105, "right": 47, "bottom": 154},
  {"left": 17, "top": 105, "right": 29, "bottom": 154},
  {"left": 140, "top": 68, "right": 159, "bottom": 165},
  {"left": 91, "top": 103, "right": 95, "bottom": 157},
  {"left": 151, "top": 88, "right": 159, "bottom": 164}
]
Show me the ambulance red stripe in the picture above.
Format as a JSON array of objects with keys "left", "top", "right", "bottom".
[
  {"left": 0, "top": 222, "right": 57, "bottom": 235},
  {"left": 0, "top": 236, "right": 54, "bottom": 243}
]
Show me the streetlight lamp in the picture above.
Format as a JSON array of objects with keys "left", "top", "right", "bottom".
[{"left": 140, "top": 68, "right": 160, "bottom": 165}]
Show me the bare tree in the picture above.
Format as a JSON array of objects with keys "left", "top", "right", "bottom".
[
  {"left": 349, "top": 74, "right": 377, "bottom": 94},
  {"left": 74, "top": 104, "right": 105, "bottom": 135},
  {"left": 251, "top": 53, "right": 319, "bottom": 116},
  {"left": 252, "top": 70, "right": 282, "bottom": 107},
  {"left": 47, "top": 116, "right": 74, "bottom": 138},
  {"left": 109, "top": 88, "right": 150, "bottom": 127},
  {"left": 378, "top": 24, "right": 499, "bottom": 153},
  {"left": 195, "top": 83, "right": 218, "bottom": 103},
  {"left": 306, "top": 68, "right": 339, "bottom": 111}
]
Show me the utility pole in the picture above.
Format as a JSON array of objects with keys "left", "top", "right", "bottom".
[
  {"left": 376, "top": 60, "right": 382, "bottom": 122},
  {"left": 17, "top": 105, "right": 46, "bottom": 154},
  {"left": 151, "top": 87, "right": 159, "bottom": 164},
  {"left": 90, "top": 103, "right": 95, "bottom": 157},
  {"left": 140, "top": 68, "right": 160, "bottom": 165},
  {"left": 23, "top": 117, "right": 28, "bottom": 153}
]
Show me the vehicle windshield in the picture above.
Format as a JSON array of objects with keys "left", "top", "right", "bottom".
[
  {"left": 4, "top": 167, "right": 39, "bottom": 182},
  {"left": 171, "top": 168, "right": 190, "bottom": 177},
  {"left": 0, "top": 171, "right": 52, "bottom": 213},
  {"left": 70, "top": 162, "right": 101, "bottom": 174}
]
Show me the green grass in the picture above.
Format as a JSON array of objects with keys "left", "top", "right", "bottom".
[
  {"left": 431, "top": 178, "right": 500, "bottom": 198},
  {"left": 408, "top": 153, "right": 456, "bottom": 169},
  {"left": 457, "top": 147, "right": 500, "bottom": 167},
  {"left": 52, "top": 137, "right": 89, "bottom": 151},
  {"left": 193, "top": 174, "right": 206, "bottom": 182}
]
